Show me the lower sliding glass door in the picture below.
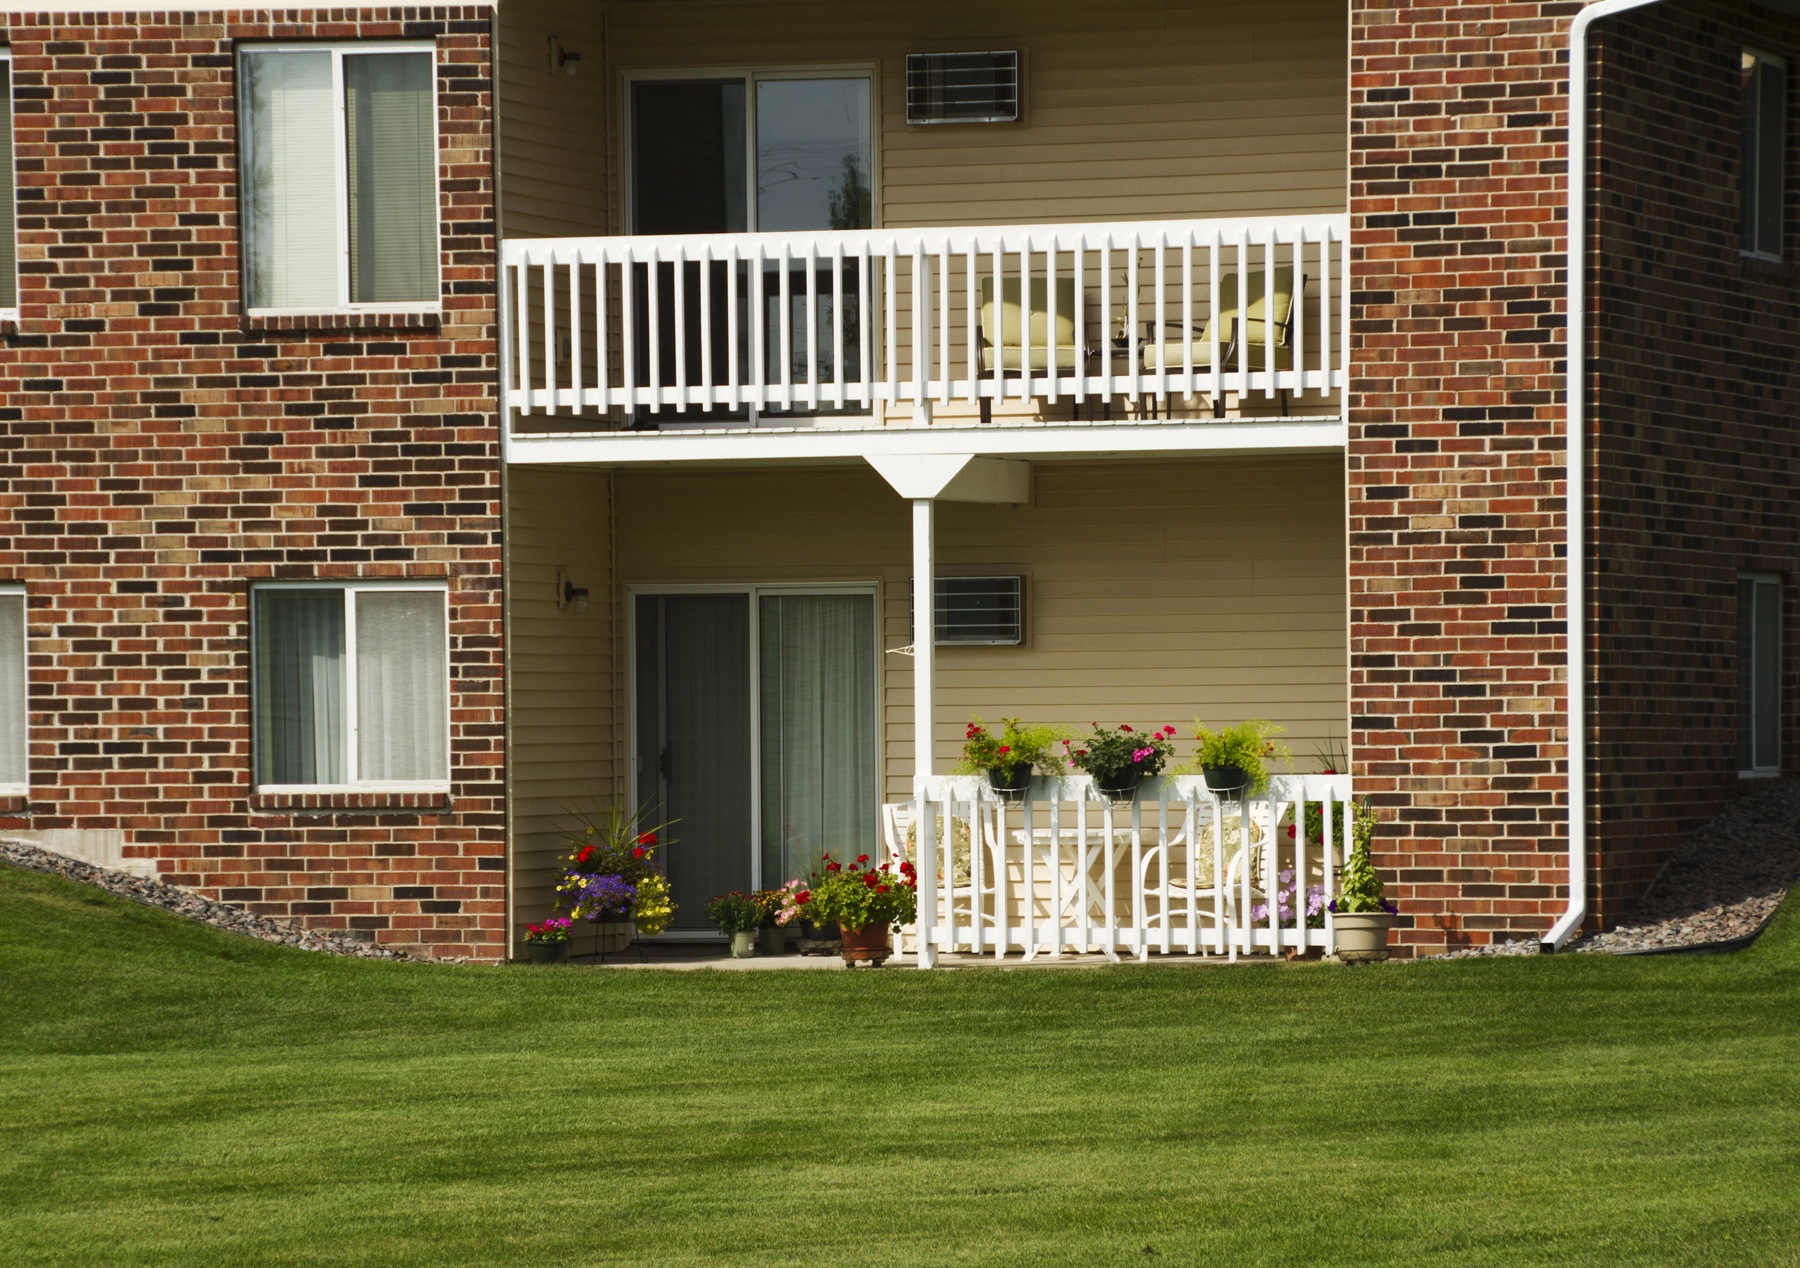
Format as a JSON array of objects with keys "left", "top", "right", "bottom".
[{"left": 634, "top": 587, "right": 877, "bottom": 934}]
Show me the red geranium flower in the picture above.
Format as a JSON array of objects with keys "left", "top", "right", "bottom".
[
  {"left": 576, "top": 845, "right": 596, "bottom": 865},
  {"left": 877, "top": 884, "right": 889, "bottom": 894},
  {"left": 826, "top": 861, "right": 841, "bottom": 873},
  {"left": 631, "top": 846, "right": 646, "bottom": 859},
  {"left": 856, "top": 853, "right": 869, "bottom": 864},
  {"left": 637, "top": 832, "right": 657, "bottom": 847},
  {"left": 1120, "top": 724, "right": 1133, "bottom": 733}
]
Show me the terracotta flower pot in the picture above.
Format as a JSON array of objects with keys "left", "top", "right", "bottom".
[
  {"left": 1332, "top": 911, "right": 1396, "bottom": 963},
  {"left": 524, "top": 940, "right": 569, "bottom": 965},
  {"left": 839, "top": 921, "right": 893, "bottom": 967}
]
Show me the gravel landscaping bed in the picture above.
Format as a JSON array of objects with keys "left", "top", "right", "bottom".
[
  {"left": 1569, "top": 779, "right": 1800, "bottom": 956},
  {"left": 1, "top": 840, "right": 431, "bottom": 962}
]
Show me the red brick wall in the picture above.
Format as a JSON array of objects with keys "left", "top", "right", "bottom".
[
  {"left": 0, "top": 9, "right": 505, "bottom": 959},
  {"left": 1349, "top": 0, "right": 1579, "bottom": 952},
  {"left": 1588, "top": 0, "right": 1800, "bottom": 919}
]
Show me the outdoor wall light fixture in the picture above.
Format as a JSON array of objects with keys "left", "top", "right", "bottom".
[
  {"left": 548, "top": 36, "right": 581, "bottom": 77},
  {"left": 555, "top": 569, "right": 589, "bottom": 614}
]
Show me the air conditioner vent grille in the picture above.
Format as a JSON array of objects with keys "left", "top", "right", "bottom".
[{"left": 905, "top": 51, "right": 1021, "bottom": 125}]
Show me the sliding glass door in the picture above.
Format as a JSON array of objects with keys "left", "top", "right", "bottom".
[
  {"left": 634, "top": 588, "right": 878, "bottom": 933},
  {"left": 628, "top": 71, "right": 873, "bottom": 426}
]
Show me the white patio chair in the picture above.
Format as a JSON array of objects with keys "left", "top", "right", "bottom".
[{"left": 884, "top": 800, "right": 1004, "bottom": 954}]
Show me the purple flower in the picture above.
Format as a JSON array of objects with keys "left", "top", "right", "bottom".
[{"left": 577, "top": 872, "right": 637, "bottom": 916}]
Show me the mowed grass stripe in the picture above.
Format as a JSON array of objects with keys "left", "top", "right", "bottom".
[{"left": 1, "top": 862, "right": 1798, "bottom": 1266}]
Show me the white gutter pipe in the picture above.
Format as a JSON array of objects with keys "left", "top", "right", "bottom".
[{"left": 1542, "top": 0, "right": 1671, "bottom": 951}]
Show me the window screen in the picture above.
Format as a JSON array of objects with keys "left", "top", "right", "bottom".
[
  {"left": 1742, "top": 50, "right": 1787, "bottom": 258},
  {"left": 239, "top": 46, "right": 438, "bottom": 310},
  {"left": 1738, "top": 573, "right": 1782, "bottom": 773},
  {"left": 905, "top": 51, "right": 1021, "bottom": 124}
]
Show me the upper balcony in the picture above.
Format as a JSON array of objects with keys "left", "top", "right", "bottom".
[
  {"left": 501, "top": 214, "right": 1347, "bottom": 461},
  {"left": 495, "top": 0, "right": 1349, "bottom": 466}
]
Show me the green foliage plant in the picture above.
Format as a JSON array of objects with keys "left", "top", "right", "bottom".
[
  {"left": 1333, "top": 799, "right": 1397, "bottom": 916},
  {"left": 954, "top": 717, "right": 1069, "bottom": 776},
  {"left": 797, "top": 852, "right": 918, "bottom": 931},
  {"left": 703, "top": 891, "right": 766, "bottom": 936},
  {"left": 1064, "top": 724, "right": 1178, "bottom": 783},
  {"left": 1190, "top": 719, "right": 1291, "bottom": 795}
]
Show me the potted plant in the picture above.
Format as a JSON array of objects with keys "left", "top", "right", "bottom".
[
  {"left": 954, "top": 717, "right": 1068, "bottom": 801},
  {"left": 705, "top": 891, "right": 766, "bottom": 957},
  {"left": 1331, "top": 799, "right": 1399, "bottom": 963},
  {"left": 790, "top": 852, "right": 918, "bottom": 966},
  {"left": 1191, "top": 719, "right": 1290, "bottom": 796},
  {"left": 557, "top": 800, "right": 678, "bottom": 954},
  {"left": 522, "top": 916, "right": 572, "bottom": 964},
  {"left": 1064, "top": 723, "right": 1178, "bottom": 800},
  {"left": 753, "top": 887, "right": 793, "bottom": 954}
]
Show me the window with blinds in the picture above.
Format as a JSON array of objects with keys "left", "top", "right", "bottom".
[
  {"left": 1742, "top": 49, "right": 1787, "bottom": 259},
  {"left": 0, "top": 52, "right": 16, "bottom": 311},
  {"left": 239, "top": 45, "right": 439, "bottom": 312},
  {"left": 252, "top": 582, "right": 451, "bottom": 789},
  {"left": 0, "top": 585, "right": 23, "bottom": 791}
]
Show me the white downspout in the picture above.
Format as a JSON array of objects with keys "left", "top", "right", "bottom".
[
  {"left": 1542, "top": 0, "right": 1670, "bottom": 951},
  {"left": 911, "top": 496, "right": 938, "bottom": 968}
]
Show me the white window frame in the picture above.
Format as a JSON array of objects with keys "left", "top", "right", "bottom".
[
  {"left": 237, "top": 41, "right": 443, "bottom": 318},
  {"left": 0, "top": 48, "right": 19, "bottom": 321},
  {"left": 1741, "top": 47, "right": 1787, "bottom": 263},
  {"left": 1739, "top": 571, "right": 1783, "bottom": 778},
  {"left": 251, "top": 579, "right": 452, "bottom": 794},
  {"left": 0, "top": 582, "right": 24, "bottom": 796}
]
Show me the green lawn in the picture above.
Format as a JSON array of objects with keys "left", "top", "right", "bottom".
[{"left": 2, "top": 865, "right": 1798, "bottom": 1266}]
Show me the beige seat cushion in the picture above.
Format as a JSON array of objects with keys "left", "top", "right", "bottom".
[
  {"left": 979, "top": 275, "right": 1082, "bottom": 373},
  {"left": 1140, "top": 267, "right": 1297, "bottom": 372}
]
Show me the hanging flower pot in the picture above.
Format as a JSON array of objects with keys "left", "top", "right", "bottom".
[
  {"left": 1095, "top": 767, "right": 1143, "bottom": 801},
  {"left": 1202, "top": 764, "right": 1249, "bottom": 796},
  {"left": 987, "top": 762, "right": 1032, "bottom": 801}
]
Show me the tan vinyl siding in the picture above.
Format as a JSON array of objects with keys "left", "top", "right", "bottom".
[
  {"left": 498, "top": 0, "right": 609, "bottom": 237},
  {"left": 505, "top": 468, "right": 618, "bottom": 938},
  {"left": 499, "top": 0, "right": 1346, "bottom": 238},
  {"left": 606, "top": 456, "right": 1347, "bottom": 807}
]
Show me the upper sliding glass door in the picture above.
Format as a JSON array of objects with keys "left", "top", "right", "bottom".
[{"left": 628, "top": 72, "right": 873, "bottom": 425}]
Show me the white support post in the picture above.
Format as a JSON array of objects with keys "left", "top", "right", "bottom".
[{"left": 912, "top": 495, "right": 938, "bottom": 968}]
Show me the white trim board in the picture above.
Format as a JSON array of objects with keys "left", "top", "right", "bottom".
[{"left": 504, "top": 418, "right": 1346, "bottom": 467}]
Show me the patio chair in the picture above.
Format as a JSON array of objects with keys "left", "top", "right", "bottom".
[
  {"left": 884, "top": 800, "right": 1004, "bottom": 954},
  {"left": 1137, "top": 268, "right": 1301, "bottom": 417},
  {"left": 976, "top": 275, "right": 1094, "bottom": 423}
]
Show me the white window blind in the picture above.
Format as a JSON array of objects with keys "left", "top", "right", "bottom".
[
  {"left": 0, "top": 55, "right": 16, "bottom": 311},
  {"left": 253, "top": 583, "right": 449, "bottom": 789},
  {"left": 241, "top": 50, "right": 339, "bottom": 310},
  {"left": 345, "top": 53, "right": 437, "bottom": 304},
  {"left": 0, "top": 590, "right": 24, "bottom": 789},
  {"left": 239, "top": 45, "right": 438, "bottom": 312}
]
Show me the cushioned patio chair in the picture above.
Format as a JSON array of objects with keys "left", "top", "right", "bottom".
[
  {"left": 1138, "top": 267, "right": 1301, "bottom": 417},
  {"left": 977, "top": 275, "right": 1094, "bottom": 423}
]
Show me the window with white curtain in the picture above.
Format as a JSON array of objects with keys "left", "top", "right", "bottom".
[
  {"left": 252, "top": 582, "right": 449, "bottom": 789},
  {"left": 0, "top": 50, "right": 17, "bottom": 312},
  {"left": 0, "top": 585, "right": 25, "bottom": 791},
  {"left": 238, "top": 44, "right": 439, "bottom": 313}
]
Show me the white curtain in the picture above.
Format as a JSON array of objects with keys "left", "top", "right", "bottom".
[
  {"left": 344, "top": 53, "right": 436, "bottom": 304},
  {"left": 241, "top": 50, "right": 338, "bottom": 309},
  {"left": 0, "top": 60, "right": 16, "bottom": 310},
  {"left": 0, "top": 594, "right": 25, "bottom": 786},
  {"left": 356, "top": 590, "right": 448, "bottom": 782},
  {"left": 254, "top": 590, "right": 345, "bottom": 785},
  {"left": 759, "top": 594, "right": 877, "bottom": 885}
]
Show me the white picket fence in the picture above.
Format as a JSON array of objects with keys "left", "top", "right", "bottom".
[
  {"left": 894, "top": 774, "right": 1354, "bottom": 963},
  {"left": 500, "top": 214, "right": 1349, "bottom": 423}
]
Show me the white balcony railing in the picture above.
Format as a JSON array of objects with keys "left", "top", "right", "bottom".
[
  {"left": 895, "top": 774, "right": 1355, "bottom": 963},
  {"left": 500, "top": 214, "right": 1348, "bottom": 428}
]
